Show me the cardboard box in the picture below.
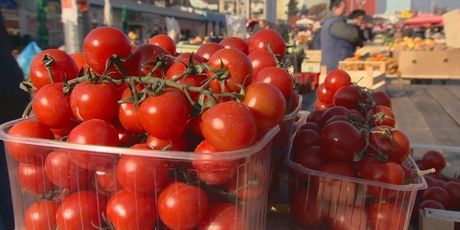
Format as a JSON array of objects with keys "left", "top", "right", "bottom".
[
  {"left": 419, "top": 208, "right": 460, "bottom": 230},
  {"left": 398, "top": 48, "right": 460, "bottom": 78},
  {"left": 443, "top": 9, "right": 460, "bottom": 49}
]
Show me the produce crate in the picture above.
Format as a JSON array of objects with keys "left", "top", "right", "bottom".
[
  {"left": 338, "top": 61, "right": 387, "bottom": 90},
  {"left": 285, "top": 128, "right": 427, "bottom": 230},
  {"left": 301, "top": 50, "right": 321, "bottom": 73},
  {"left": 0, "top": 118, "right": 279, "bottom": 230}
]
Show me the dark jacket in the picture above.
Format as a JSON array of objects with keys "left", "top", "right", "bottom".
[{"left": 320, "top": 13, "right": 359, "bottom": 72}]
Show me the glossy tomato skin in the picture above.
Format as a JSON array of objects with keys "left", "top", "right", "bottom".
[
  {"left": 148, "top": 34, "right": 176, "bottom": 55},
  {"left": 445, "top": 181, "right": 460, "bottom": 210},
  {"left": 106, "top": 190, "right": 157, "bottom": 230},
  {"left": 318, "top": 106, "right": 349, "bottom": 126},
  {"left": 55, "top": 191, "right": 107, "bottom": 230},
  {"left": 124, "top": 44, "right": 172, "bottom": 77},
  {"left": 24, "top": 200, "right": 59, "bottom": 230},
  {"left": 207, "top": 48, "right": 253, "bottom": 93},
  {"left": 94, "top": 166, "right": 120, "bottom": 195},
  {"left": 358, "top": 157, "right": 405, "bottom": 198},
  {"left": 201, "top": 101, "right": 257, "bottom": 151},
  {"left": 368, "top": 105, "right": 395, "bottom": 127},
  {"left": 292, "top": 129, "right": 320, "bottom": 153},
  {"left": 192, "top": 140, "right": 238, "bottom": 185},
  {"left": 242, "top": 82, "right": 286, "bottom": 134},
  {"left": 199, "top": 203, "right": 245, "bottom": 230},
  {"left": 314, "top": 100, "right": 331, "bottom": 110},
  {"left": 373, "top": 91, "right": 392, "bottom": 108},
  {"left": 254, "top": 66, "right": 294, "bottom": 101},
  {"left": 248, "top": 50, "right": 277, "bottom": 78},
  {"left": 139, "top": 89, "right": 191, "bottom": 140},
  {"left": 220, "top": 36, "right": 248, "bottom": 54},
  {"left": 70, "top": 81, "right": 118, "bottom": 122},
  {"left": 33, "top": 83, "right": 74, "bottom": 129},
  {"left": 307, "top": 110, "right": 325, "bottom": 124},
  {"left": 293, "top": 146, "right": 324, "bottom": 170},
  {"left": 320, "top": 121, "right": 365, "bottom": 163},
  {"left": 299, "top": 122, "right": 321, "bottom": 134},
  {"left": 324, "top": 69, "right": 351, "bottom": 92},
  {"left": 165, "top": 61, "right": 208, "bottom": 100},
  {"left": 6, "top": 120, "right": 53, "bottom": 163},
  {"left": 369, "top": 126, "right": 410, "bottom": 163},
  {"left": 333, "top": 85, "right": 363, "bottom": 110},
  {"left": 422, "top": 150, "right": 446, "bottom": 172},
  {"left": 316, "top": 83, "right": 335, "bottom": 104},
  {"left": 176, "top": 52, "right": 206, "bottom": 64},
  {"left": 67, "top": 119, "right": 120, "bottom": 170},
  {"left": 117, "top": 144, "right": 169, "bottom": 194},
  {"left": 70, "top": 52, "right": 86, "bottom": 71},
  {"left": 18, "top": 162, "right": 53, "bottom": 195},
  {"left": 369, "top": 202, "right": 406, "bottom": 230},
  {"left": 158, "top": 182, "right": 209, "bottom": 230},
  {"left": 30, "top": 49, "right": 78, "bottom": 89},
  {"left": 45, "top": 150, "right": 91, "bottom": 190},
  {"left": 196, "top": 42, "right": 224, "bottom": 61},
  {"left": 83, "top": 26, "right": 131, "bottom": 76},
  {"left": 248, "top": 29, "right": 286, "bottom": 57},
  {"left": 118, "top": 87, "right": 144, "bottom": 133},
  {"left": 146, "top": 135, "right": 188, "bottom": 151},
  {"left": 423, "top": 186, "right": 452, "bottom": 209}
]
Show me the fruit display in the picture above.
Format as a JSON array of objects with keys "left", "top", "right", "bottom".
[
  {"left": 387, "top": 37, "right": 437, "bottom": 51},
  {"left": 341, "top": 52, "right": 399, "bottom": 75},
  {"left": 0, "top": 27, "right": 299, "bottom": 230},
  {"left": 288, "top": 69, "right": 427, "bottom": 229}
]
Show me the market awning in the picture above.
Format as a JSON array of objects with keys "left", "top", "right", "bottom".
[
  {"left": 296, "top": 18, "right": 314, "bottom": 26},
  {"left": 403, "top": 14, "right": 443, "bottom": 26}
]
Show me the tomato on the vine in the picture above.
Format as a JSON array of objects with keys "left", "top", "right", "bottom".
[
  {"left": 196, "top": 42, "right": 224, "bottom": 61},
  {"left": 124, "top": 44, "right": 172, "bottom": 77},
  {"left": 293, "top": 146, "right": 324, "bottom": 170},
  {"left": 220, "top": 36, "right": 248, "bottom": 54},
  {"left": 324, "top": 69, "right": 351, "bottom": 92},
  {"left": 148, "top": 34, "right": 176, "bottom": 55},
  {"left": 30, "top": 49, "right": 78, "bottom": 89},
  {"left": 333, "top": 85, "right": 363, "bottom": 110},
  {"left": 358, "top": 157, "right": 405, "bottom": 198},
  {"left": 248, "top": 29, "right": 286, "bottom": 57},
  {"left": 70, "top": 52, "right": 86, "bottom": 72},
  {"left": 320, "top": 120, "right": 365, "bottom": 163},
  {"left": 422, "top": 150, "right": 446, "bottom": 172},
  {"left": 45, "top": 150, "right": 91, "bottom": 190},
  {"left": 118, "top": 87, "right": 144, "bottom": 133},
  {"left": 18, "top": 162, "right": 53, "bottom": 195},
  {"left": 372, "top": 91, "right": 392, "bottom": 108},
  {"left": 368, "top": 105, "right": 395, "bottom": 127},
  {"left": 254, "top": 66, "right": 294, "bottom": 101},
  {"left": 369, "top": 126, "right": 410, "bottom": 163},
  {"left": 24, "top": 200, "right": 59, "bottom": 230},
  {"left": 165, "top": 61, "right": 208, "bottom": 100},
  {"left": 316, "top": 83, "right": 334, "bottom": 104},
  {"left": 248, "top": 50, "right": 277, "bottom": 78}
]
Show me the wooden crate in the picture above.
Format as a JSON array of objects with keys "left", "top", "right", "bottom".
[
  {"left": 339, "top": 60, "right": 386, "bottom": 72},
  {"left": 336, "top": 62, "right": 386, "bottom": 90}
]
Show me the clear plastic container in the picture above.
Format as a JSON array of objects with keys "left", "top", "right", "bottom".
[
  {"left": 286, "top": 127, "right": 428, "bottom": 230},
  {"left": 0, "top": 118, "right": 279, "bottom": 230}
]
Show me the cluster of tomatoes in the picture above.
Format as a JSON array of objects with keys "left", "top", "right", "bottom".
[
  {"left": 6, "top": 26, "right": 299, "bottom": 230},
  {"left": 289, "top": 69, "right": 418, "bottom": 230}
]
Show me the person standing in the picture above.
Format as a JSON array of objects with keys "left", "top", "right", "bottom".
[{"left": 320, "top": 0, "right": 360, "bottom": 72}]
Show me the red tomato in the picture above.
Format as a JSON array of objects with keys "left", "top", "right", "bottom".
[
  {"left": 289, "top": 90, "right": 300, "bottom": 113},
  {"left": 67, "top": 119, "right": 120, "bottom": 169},
  {"left": 146, "top": 135, "right": 188, "bottom": 151},
  {"left": 318, "top": 106, "right": 349, "bottom": 126},
  {"left": 158, "top": 182, "right": 209, "bottom": 230},
  {"left": 423, "top": 186, "right": 452, "bottom": 209},
  {"left": 45, "top": 150, "right": 91, "bottom": 190},
  {"left": 242, "top": 82, "right": 286, "bottom": 134},
  {"left": 227, "top": 161, "right": 266, "bottom": 200},
  {"left": 33, "top": 83, "right": 74, "bottom": 129},
  {"left": 327, "top": 204, "right": 367, "bottom": 230},
  {"left": 445, "top": 181, "right": 460, "bottom": 210},
  {"left": 123, "top": 44, "right": 172, "bottom": 77},
  {"left": 70, "top": 52, "right": 86, "bottom": 72},
  {"left": 248, "top": 29, "right": 286, "bottom": 57},
  {"left": 373, "top": 91, "right": 392, "bottom": 108},
  {"left": 148, "top": 34, "right": 176, "bottom": 54},
  {"left": 165, "top": 61, "right": 208, "bottom": 100},
  {"left": 139, "top": 89, "right": 191, "bottom": 139},
  {"left": 422, "top": 150, "right": 446, "bottom": 172},
  {"left": 70, "top": 81, "right": 118, "bottom": 122},
  {"left": 317, "top": 163, "right": 356, "bottom": 204},
  {"left": 201, "top": 101, "right": 257, "bottom": 151},
  {"left": 106, "top": 190, "right": 157, "bottom": 230},
  {"left": 24, "top": 200, "right": 59, "bottom": 230},
  {"left": 292, "top": 129, "right": 320, "bottom": 153},
  {"left": 324, "top": 69, "right": 351, "bottom": 92},
  {"left": 248, "top": 50, "right": 277, "bottom": 78},
  {"left": 320, "top": 121, "right": 365, "bottom": 163},
  {"left": 293, "top": 146, "right": 325, "bottom": 170},
  {"left": 220, "top": 36, "right": 248, "bottom": 54},
  {"left": 176, "top": 52, "right": 206, "bottom": 64},
  {"left": 196, "top": 42, "right": 224, "bottom": 61},
  {"left": 420, "top": 199, "right": 445, "bottom": 210},
  {"left": 18, "top": 162, "right": 53, "bottom": 195},
  {"left": 199, "top": 203, "right": 245, "bottom": 230},
  {"left": 29, "top": 49, "right": 78, "bottom": 89},
  {"left": 117, "top": 144, "right": 169, "bottom": 194},
  {"left": 358, "top": 157, "right": 405, "bottom": 198},
  {"left": 314, "top": 100, "right": 332, "bottom": 110},
  {"left": 369, "top": 126, "right": 410, "bottom": 163},
  {"left": 307, "top": 110, "right": 325, "bottom": 124},
  {"left": 369, "top": 203, "right": 406, "bottom": 230},
  {"left": 192, "top": 140, "right": 238, "bottom": 185},
  {"left": 289, "top": 188, "right": 327, "bottom": 228},
  {"left": 55, "top": 191, "right": 107, "bottom": 230},
  {"left": 368, "top": 105, "right": 395, "bottom": 127},
  {"left": 254, "top": 66, "right": 294, "bottom": 101},
  {"left": 333, "top": 85, "right": 363, "bottom": 110},
  {"left": 6, "top": 120, "right": 53, "bottom": 163},
  {"left": 51, "top": 125, "right": 75, "bottom": 140},
  {"left": 83, "top": 26, "right": 131, "bottom": 76},
  {"left": 316, "top": 83, "right": 335, "bottom": 104},
  {"left": 95, "top": 166, "right": 119, "bottom": 195},
  {"left": 299, "top": 122, "right": 321, "bottom": 133},
  {"left": 118, "top": 87, "right": 144, "bottom": 133},
  {"left": 207, "top": 48, "right": 252, "bottom": 93}
]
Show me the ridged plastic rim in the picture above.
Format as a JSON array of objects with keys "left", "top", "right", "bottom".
[
  {"left": 283, "top": 95, "right": 303, "bottom": 121},
  {"left": 0, "top": 118, "right": 280, "bottom": 161}
]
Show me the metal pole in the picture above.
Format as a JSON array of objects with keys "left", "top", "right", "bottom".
[{"left": 246, "top": 0, "right": 251, "bottom": 19}]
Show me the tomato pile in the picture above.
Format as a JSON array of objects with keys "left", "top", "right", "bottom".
[
  {"left": 289, "top": 69, "right": 423, "bottom": 229},
  {"left": 5, "top": 27, "right": 299, "bottom": 230}
]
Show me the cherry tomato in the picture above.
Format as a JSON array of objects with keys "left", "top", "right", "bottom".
[
  {"left": 317, "top": 163, "right": 356, "bottom": 204},
  {"left": 33, "top": 83, "right": 74, "bottom": 129},
  {"left": 254, "top": 66, "right": 294, "bottom": 101},
  {"left": 196, "top": 42, "right": 225, "bottom": 61},
  {"left": 146, "top": 135, "right": 188, "bottom": 151},
  {"left": 320, "top": 120, "right": 365, "bottom": 163},
  {"left": 118, "top": 87, "right": 144, "bottom": 133},
  {"left": 201, "top": 101, "right": 257, "bottom": 151},
  {"left": 70, "top": 81, "right": 118, "bottom": 122},
  {"left": 242, "top": 82, "right": 286, "bottom": 134},
  {"left": 70, "top": 52, "right": 86, "bottom": 72},
  {"left": 293, "top": 146, "right": 324, "bottom": 170},
  {"left": 45, "top": 150, "right": 91, "bottom": 190},
  {"left": 192, "top": 140, "right": 238, "bottom": 185},
  {"left": 148, "top": 34, "right": 176, "bottom": 54},
  {"left": 117, "top": 144, "right": 169, "bottom": 194},
  {"left": 316, "top": 83, "right": 334, "bottom": 104},
  {"left": 176, "top": 52, "right": 206, "bottom": 64},
  {"left": 420, "top": 199, "right": 445, "bottom": 210},
  {"left": 248, "top": 50, "right": 277, "bottom": 78},
  {"left": 423, "top": 186, "right": 452, "bottom": 209},
  {"left": 369, "top": 126, "right": 410, "bottom": 164},
  {"left": 289, "top": 188, "right": 327, "bottom": 228},
  {"left": 24, "top": 200, "right": 59, "bottom": 230},
  {"left": 289, "top": 90, "right": 300, "bottom": 113},
  {"left": 324, "top": 69, "right": 351, "bottom": 92},
  {"left": 314, "top": 100, "right": 331, "bottom": 110},
  {"left": 318, "top": 106, "right": 349, "bottom": 126},
  {"left": 422, "top": 150, "right": 446, "bottom": 172},
  {"left": 67, "top": 119, "right": 120, "bottom": 170},
  {"left": 51, "top": 125, "right": 75, "bottom": 140},
  {"left": 292, "top": 129, "right": 320, "bottom": 153},
  {"left": 30, "top": 49, "right": 78, "bottom": 89},
  {"left": 18, "top": 162, "right": 53, "bottom": 195},
  {"left": 333, "top": 85, "right": 363, "bottom": 110},
  {"left": 220, "top": 36, "right": 248, "bottom": 54},
  {"left": 139, "top": 89, "right": 191, "bottom": 140},
  {"left": 55, "top": 191, "right": 107, "bottom": 230},
  {"left": 358, "top": 157, "right": 405, "bottom": 198},
  {"left": 445, "top": 181, "right": 460, "bottom": 210},
  {"left": 369, "top": 202, "right": 405, "bottom": 230},
  {"left": 207, "top": 48, "right": 252, "bottom": 93},
  {"left": 327, "top": 204, "right": 367, "bottom": 230},
  {"left": 158, "top": 182, "right": 208, "bottom": 230},
  {"left": 124, "top": 44, "right": 172, "bottom": 77},
  {"left": 368, "top": 105, "right": 395, "bottom": 127},
  {"left": 199, "top": 203, "right": 245, "bottom": 230},
  {"left": 83, "top": 26, "right": 131, "bottom": 76},
  {"left": 373, "top": 91, "right": 392, "bottom": 108},
  {"left": 299, "top": 122, "right": 321, "bottom": 133},
  {"left": 95, "top": 166, "right": 119, "bottom": 195},
  {"left": 106, "top": 189, "right": 157, "bottom": 230},
  {"left": 6, "top": 120, "right": 53, "bottom": 163},
  {"left": 165, "top": 61, "right": 208, "bottom": 100},
  {"left": 307, "top": 110, "right": 325, "bottom": 124},
  {"left": 248, "top": 29, "right": 286, "bottom": 57}
]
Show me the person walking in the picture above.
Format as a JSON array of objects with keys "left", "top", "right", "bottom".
[{"left": 320, "top": 0, "right": 360, "bottom": 72}]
